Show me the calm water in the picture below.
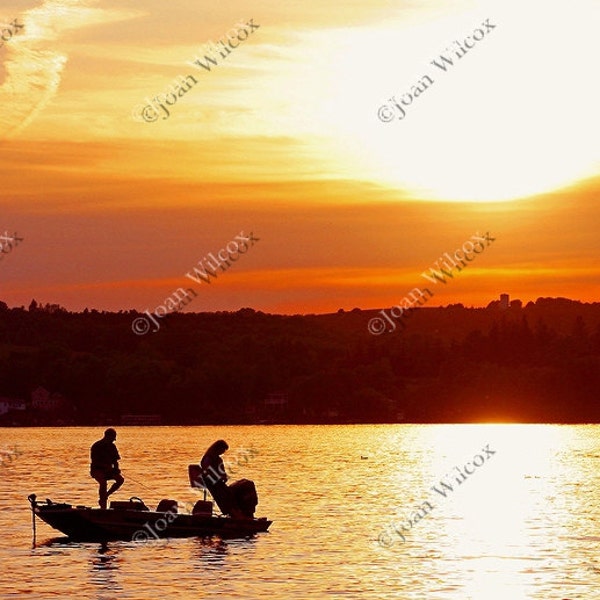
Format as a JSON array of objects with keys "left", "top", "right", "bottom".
[{"left": 1, "top": 425, "right": 600, "bottom": 599}]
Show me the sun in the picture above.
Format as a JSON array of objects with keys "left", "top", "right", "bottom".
[{"left": 306, "top": 0, "right": 599, "bottom": 202}]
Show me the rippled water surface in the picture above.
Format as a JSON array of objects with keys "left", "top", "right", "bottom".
[{"left": 1, "top": 424, "right": 600, "bottom": 599}]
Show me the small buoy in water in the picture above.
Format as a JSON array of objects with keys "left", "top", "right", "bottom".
[{"left": 361, "top": 456, "right": 368, "bottom": 460}]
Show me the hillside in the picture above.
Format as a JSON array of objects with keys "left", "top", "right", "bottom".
[{"left": 1, "top": 297, "right": 599, "bottom": 424}]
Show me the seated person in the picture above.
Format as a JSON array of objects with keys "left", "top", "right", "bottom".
[{"left": 200, "top": 439, "right": 245, "bottom": 518}]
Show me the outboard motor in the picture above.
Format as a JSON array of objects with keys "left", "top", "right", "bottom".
[{"left": 229, "top": 479, "right": 258, "bottom": 518}]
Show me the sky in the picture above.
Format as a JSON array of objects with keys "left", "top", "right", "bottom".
[{"left": 0, "top": 0, "right": 598, "bottom": 315}]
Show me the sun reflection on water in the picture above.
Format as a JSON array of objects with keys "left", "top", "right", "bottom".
[{"left": 2, "top": 424, "right": 600, "bottom": 599}]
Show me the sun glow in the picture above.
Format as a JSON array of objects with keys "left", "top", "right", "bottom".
[{"left": 304, "top": 0, "right": 599, "bottom": 202}]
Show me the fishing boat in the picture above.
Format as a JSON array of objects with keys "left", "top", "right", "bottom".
[{"left": 28, "top": 494, "right": 272, "bottom": 542}]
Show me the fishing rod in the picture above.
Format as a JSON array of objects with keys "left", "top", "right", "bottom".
[{"left": 123, "top": 473, "right": 154, "bottom": 493}]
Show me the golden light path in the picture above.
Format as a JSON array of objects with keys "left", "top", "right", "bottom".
[{"left": 418, "top": 424, "right": 582, "bottom": 599}]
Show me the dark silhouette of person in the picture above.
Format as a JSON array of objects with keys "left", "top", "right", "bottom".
[
  {"left": 200, "top": 439, "right": 242, "bottom": 517},
  {"left": 90, "top": 428, "right": 124, "bottom": 509}
]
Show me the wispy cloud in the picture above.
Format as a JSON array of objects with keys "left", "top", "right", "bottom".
[{"left": 0, "top": 0, "right": 138, "bottom": 139}]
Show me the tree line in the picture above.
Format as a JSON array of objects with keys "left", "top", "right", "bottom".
[{"left": 0, "top": 297, "right": 599, "bottom": 424}]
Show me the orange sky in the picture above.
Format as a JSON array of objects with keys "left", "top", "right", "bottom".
[{"left": 1, "top": 0, "right": 599, "bottom": 314}]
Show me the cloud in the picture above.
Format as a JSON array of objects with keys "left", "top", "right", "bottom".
[{"left": 0, "top": 0, "right": 139, "bottom": 139}]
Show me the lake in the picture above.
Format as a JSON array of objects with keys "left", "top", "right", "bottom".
[{"left": 1, "top": 424, "right": 599, "bottom": 599}]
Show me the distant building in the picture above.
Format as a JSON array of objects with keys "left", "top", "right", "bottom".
[
  {"left": 11, "top": 398, "right": 26, "bottom": 411},
  {"left": 260, "top": 392, "right": 289, "bottom": 422},
  {"left": 264, "top": 392, "right": 288, "bottom": 411},
  {"left": 499, "top": 294, "right": 510, "bottom": 310},
  {"left": 0, "top": 397, "right": 26, "bottom": 415},
  {"left": 120, "top": 414, "right": 162, "bottom": 425},
  {"left": 30, "top": 386, "right": 68, "bottom": 412},
  {"left": 30, "top": 386, "right": 50, "bottom": 408}
]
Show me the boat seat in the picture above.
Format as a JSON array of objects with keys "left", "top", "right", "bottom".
[
  {"left": 191, "top": 500, "right": 213, "bottom": 516},
  {"left": 110, "top": 498, "right": 149, "bottom": 511},
  {"left": 188, "top": 464, "right": 206, "bottom": 489},
  {"left": 188, "top": 464, "right": 211, "bottom": 502},
  {"left": 156, "top": 499, "right": 178, "bottom": 513}
]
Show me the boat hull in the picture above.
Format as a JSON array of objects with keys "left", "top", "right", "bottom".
[{"left": 30, "top": 498, "right": 272, "bottom": 542}]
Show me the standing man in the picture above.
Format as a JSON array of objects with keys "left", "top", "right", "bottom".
[{"left": 90, "top": 428, "right": 124, "bottom": 509}]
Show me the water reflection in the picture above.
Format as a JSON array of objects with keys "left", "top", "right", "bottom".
[
  {"left": 7, "top": 425, "right": 600, "bottom": 599},
  {"left": 93, "top": 542, "right": 119, "bottom": 569},
  {"left": 89, "top": 543, "right": 123, "bottom": 596},
  {"left": 34, "top": 535, "right": 77, "bottom": 548},
  {"left": 191, "top": 537, "right": 230, "bottom": 570}
]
